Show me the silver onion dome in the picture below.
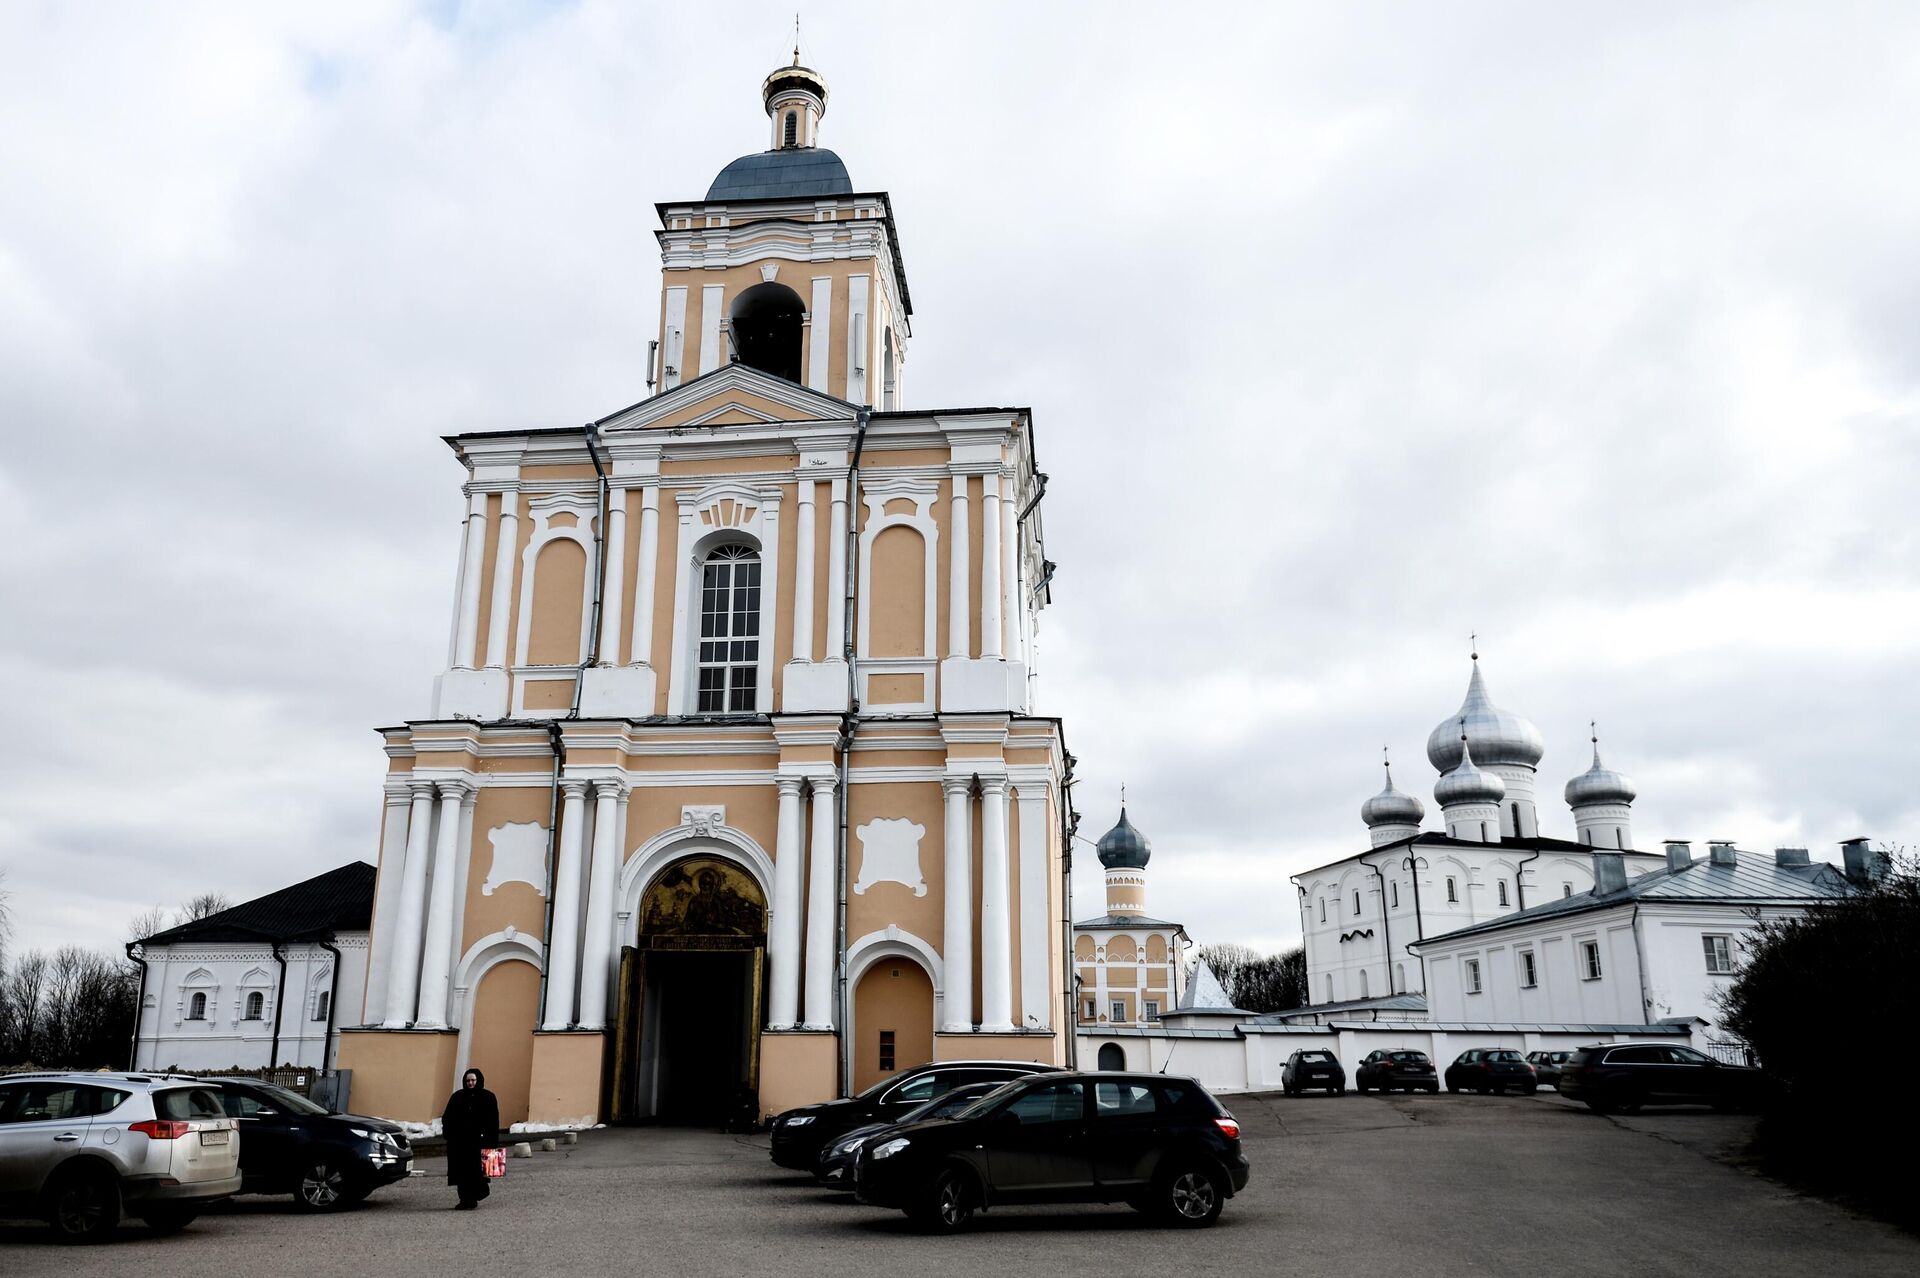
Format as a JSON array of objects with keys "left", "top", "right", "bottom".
[
  {"left": 1096, "top": 808, "right": 1152, "bottom": 871},
  {"left": 1361, "top": 758, "right": 1426, "bottom": 828},
  {"left": 1434, "top": 736, "right": 1507, "bottom": 807},
  {"left": 1565, "top": 731, "right": 1637, "bottom": 807},
  {"left": 1426, "top": 655, "right": 1546, "bottom": 772}
]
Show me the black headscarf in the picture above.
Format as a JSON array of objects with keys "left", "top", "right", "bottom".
[{"left": 443, "top": 1069, "right": 500, "bottom": 1151}]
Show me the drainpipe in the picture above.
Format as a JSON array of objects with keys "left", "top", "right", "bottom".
[
  {"left": 1364, "top": 858, "right": 1393, "bottom": 995},
  {"left": 1401, "top": 851, "right": 1429, "bottom": 994},
  {"left": 1058, "top": 750, "right": 1080, "bottom": 1068},
  {"left": 124, "top": 941, "right": 149, "bottom": 1071},
  {"left": 319, "top": 939, "right": 344, "bottom": 1075},
  {"left": 1514, "top": 846, "right": 1542, "bottom": 912},
  {"left": 1629, "top": 903, "right": 1654, "bottom": 1022},
  {"left": 268, "top": 940, "right": 289, "bottom": 1070},
  {"left": 834, "top": 408, "right": 870, "bottom": 1097}
]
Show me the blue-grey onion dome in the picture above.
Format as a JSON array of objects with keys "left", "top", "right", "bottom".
[
  {"left": 1096, "top": 808, "right": 1152, "bottom": 870},
  {"left": 706, "top": 148, "right": 853, "bottom": 202},
  {"left": 1426, "top": 658, "right": 1546, "bottom": 772},
  {"left": 1434, "top": 738, "right": 1507, "bottom": 807},
  {"left": 1565, "top": 741, "right": 1637, "bottom": 807},
  {"left": 1362, "top": 764, "right": 1426, "bottom": 828}
]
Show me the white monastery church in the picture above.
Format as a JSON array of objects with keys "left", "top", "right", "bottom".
[{"left": 338, "top": 57, "right": 1075, "bottom": 1128}]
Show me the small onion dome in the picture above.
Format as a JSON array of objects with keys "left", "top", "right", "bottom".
[
  {"left": 762, "top": 61, "right": 829, "bottom": 113},
  {"left": 1427, "top": 656, "right": 1546, "bottom": 772},
  {"left": 1096, "top": 808, "right": 1152, "bottom": 870},
  {"left": 1565, "top": 735, "right": 1638, "bottom": 807},
  {"left": 1434, "top": 737, "right": 1507, "bottom": 807},
  {"left": 1362, "top": 761, "right": 1426, "bottom": 829}
]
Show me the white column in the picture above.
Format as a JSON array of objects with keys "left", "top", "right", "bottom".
[
  {"left": 484, "top": 492, "right": 519, "bottom": 668},
  {"left": 947, "top": 473, "right": 970, "bottom": 657},
  {"left": 541, "top": 779, "right": 591, "bottom": 1030},
  {"left": 1015, "top": 784, "right": 1051, "bottom": 1029},
  {"left": 413, "top": 781, "right": 470, "bottom": 1029},
  {"left": 452, "top": 491, "right": 488, "bottom": 668},
  {"left": 980, "top": 473, "right": 1003, "bottom": 659},
  {"left": 802, "top": 775, "right": 838, "bottom": 1028},
  {"left": 364, "top": 787, "right": 414, "bottom": 1021},
  {"left": 599, "top": 488, "right": 628, "bottom": 665},
  {"left": 382, "top": 782, "right": 438, "bottom": 1027},
  {"left": 942, "top": 777, "right": 974, "bottom": 1031},
  {"left": 824, "top": 476, "right": 848, "bottom": 663},
  {"left": 978, "top": 777, "right": 1013, "bottom": 1032},
  {"left": 444, "top": 787, "right": 477, "bottom": 1014},
  {"left": 999, "top": 473, "right": 1019, "bottom": 661},
  {"left": 631, "top": 486, "right": 659, "bottom": 666},
  {"left": 792, "top": 480, "right": 816, "bottom": 663},
  {"left": 1095, "top": 948, "right": 1110, "bottom": 1024},
  {"left": 578, "top": 778, "right": 626, "bottom": 1031},
  {"left": 768, "top": 777, "right": 805, "bottom": 1028}
]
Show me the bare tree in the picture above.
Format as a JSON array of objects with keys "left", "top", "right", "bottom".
[
  {"left": 0, "top": 950, "right": 49, "bottom": 1064},
  {"left": 127, "top": 906, "right": 171, "bottom": 944},
  {"left": 1194, "top": 943, "right": 1260, "bottom": 1002},
  {"left": 175, "top": 893, "right": 232, "bottom": 925}
]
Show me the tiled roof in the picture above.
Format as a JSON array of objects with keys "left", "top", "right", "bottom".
[{"left": 139, "top": 863, "right": 375, "bottom": 946}]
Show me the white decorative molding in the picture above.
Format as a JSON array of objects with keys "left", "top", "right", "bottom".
[
  {"left": 853, "top": 817, "right": 928, "bottom": 896},
  {"left": 481, "top": 821, "right": 550, "bottom": 897},
  {"left": 855, "top": 476, "right": 939, "bottom": 713},
  {"left": 667, "top": 482, "right": 783, "bottom": 715},
  {"left": 846, "top": 925, "right": 945, "bottom": 1032},
  {"left": 618, "top": 818, "right": 776, "bottom": 941},
  {"left": 681, "top": 805, "right": 727, "bottom": 837},
  {"left": 513, "top": 491, "right": 600, "bottom": 668}
]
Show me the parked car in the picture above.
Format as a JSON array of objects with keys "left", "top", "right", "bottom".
[
  {"left": 0, "top": 1072, "right": 240, "bottom": 1242},
  {"left": 1444, "top": 1049, "right": 1537, "bottom": 1094},
  {"left": 208, "top": 1078, "right": 412, "bottom": 1210},
  {"left": 1282, "top": 1049, "right": 1346, "bottom": 1096},
  {"left": 770, "top": 1061, "right": 1060, "bottom": 1172},
  {"left": 853, "top": 1071, "right": 1250, "bottom": 1232},
  {"left": 815, "top": 1080, "right": 1005, "bottom": 1186},
  {"left": 1557, "top": 1043, "right": 1764, "bottom": 1113},
  {"left": 1526, "top": 1050, "right": 1572, "bottom": 1088},
  {"left": 1356, "top": 1049, "right": 1439, "bottom": 1093}
]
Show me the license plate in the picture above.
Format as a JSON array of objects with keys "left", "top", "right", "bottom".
[{"left": 200, "top": 1130, "right": 230, "bottom": 1146}]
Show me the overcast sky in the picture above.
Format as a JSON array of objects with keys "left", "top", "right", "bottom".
[{"left": 4, "top": 2, "right": 1917, "bottom": 960}]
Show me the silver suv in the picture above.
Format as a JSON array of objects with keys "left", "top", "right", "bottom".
[{"left": 0, "top": 1072, "right": 241, "bottom": 1242}]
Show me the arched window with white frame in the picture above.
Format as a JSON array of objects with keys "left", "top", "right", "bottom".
[
  {"left": 697, "top": 544, "right": 762, "bottom": 713},
  {"left": 187, "top": 992, "right": 207, "bottom": 1021},
  {"left": 244, "top": 991, "right": 265, "bottom": 1020}
]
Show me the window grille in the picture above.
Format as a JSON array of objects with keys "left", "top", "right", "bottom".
[
  {"left": 244, "top": 991, "right": 264, "bottom": 1021},
  {"left": 1110, "top": 1000, "right": 1126, "bottom": 1023},
  {"left": 1702, "top": 934, "right": 1734, "bottom": 975},
  {"left": 187, "top": 992, "right": 207, "bottom": 1021},
  {"left": 314, "top": 991, "right": 330, "bottom": 1022},
  {"left": 784, "top": 111, "right": 798, "bottom": 147},
  {"left": 696, "top": 545, "right": 761, "bottom": 712}
]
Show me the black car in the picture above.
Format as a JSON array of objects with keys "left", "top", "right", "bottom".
[
  {"left": 210, "top": 1079, "right": 412, "bottom": 1210},
  {"left": 853, "top": 1072, "right": 1249, "bottom": 1232},
  {"left": 1356, "top": 1049, "right": 1439, "bottom": 1094},
  {"left": 1444, "top": 1049, "right": 1537, "bottom": 1095},
  {"left": 1526, "top": 1050, "right": 1572, "bottom": 1088},
  {"left": 770, "top": 1061, "right": 1058, "bottom": 1172},
  {"left": 1282, "top": 1049, "right": 1345, "bottom": 1096},
  {"left": 815, "top": 1081, "right": 1005, "bottom": 1186},
  {"left": 1558, "top": 1043, "right": 1763, "bottom": 1113}
]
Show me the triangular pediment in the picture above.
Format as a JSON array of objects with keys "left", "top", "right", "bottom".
[{"left": 595, "top": 363, "right": 859, "bottom": 433}]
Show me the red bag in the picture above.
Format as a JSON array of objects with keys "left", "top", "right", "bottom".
[{"left": 481, "top": 1147, "right": 506, "bottom": 1179}]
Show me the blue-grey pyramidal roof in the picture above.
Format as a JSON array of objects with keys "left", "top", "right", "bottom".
[{"left": 705, "top": 148, "right": 854, "bottom": 202}]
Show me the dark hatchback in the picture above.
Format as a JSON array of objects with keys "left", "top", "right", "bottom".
[
  {"left": 1356, "top": 1049, "right": 1439, "bottom": 1093},
  {"left": 1526, "top": 1050, "right": 1572, "bottom": 1088},
  {"left": 1282, "top": 1049, "right": 1345, "bottom": 1096},
  {"left": 1444, "top": 1050, "right": 1537, "bottom": 1094},
  {"left": 770, "top": 1061, "right": 1057, "bottom": 1172},
  {"left": 1558, "top": 1043, "right": 1764, "bottom": 1113},
  {"left": 209, "top": 1079, "right": 412, "bottom": 1210},
  {"left": 815, "top": 1081, "right": 1004, "bottom": 1187},
  {"left": 853, "top": 1072, "right": 1250, "bottom": 1233}
]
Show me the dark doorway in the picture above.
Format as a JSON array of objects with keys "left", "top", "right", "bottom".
[
  {"left": 1097, "top": 1042, "right": 1126, "bottom": 1071},
  {"left": 645, "top": 950, "right": 754, "bottom": 1123},
  {"left": 729, "top": 283, "right": 805, "bottom": 382}
]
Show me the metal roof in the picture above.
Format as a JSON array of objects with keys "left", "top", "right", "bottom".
[
  {"left": 138, "top": 863, "right": 375, "bottom": 946},
  {"left": 1256, "top": 993, "right": 1429, "bottom": 1022},
  {"left": 1290, "top": 834, "right": 1664, "bottom": 882},
  {"left": 1411, "top": 848, "right": 1853, "bottom": 948},
  {"left": 1074, "top": 914, "right": 1182, "bottom": 930},
  {"left": 705, "top": 148, "right": 854, "bottom": 202}
]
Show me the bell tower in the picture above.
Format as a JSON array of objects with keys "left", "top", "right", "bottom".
[{"left": 651, "top": 60, "right": 912, "bottom": 408}]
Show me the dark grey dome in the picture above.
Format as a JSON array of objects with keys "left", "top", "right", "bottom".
[
  {"left": 705, "top": 148, "right": 853, "bottom": 202},
  {"left": 1096, "top": 808, "right": 1152, "bottom": 871}
]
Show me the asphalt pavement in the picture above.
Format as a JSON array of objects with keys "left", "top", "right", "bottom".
[{"left": 3, "top": 1090, "right": 1914, "bottom": 1277}]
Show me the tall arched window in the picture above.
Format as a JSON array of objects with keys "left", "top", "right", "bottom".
[
  {"left": 187, "top": 992, "right": 207, "bottom": 1021},
  {"left": 1511, "top": 802, "right": 1522, "bottom": 835},
  {"left": 1359, "top": 968, "right": 1369, "bottom": 998},
  {"left": 313, "top": 991, "right": 331, "bottom": 1022},
  {"left": 244, "top": 991, "right": 265, "bottom": 1021},
  {"left": 784, "top": 111, "right": 798, "bottom": 147},
  {"left": 1318, "top": 898, "right": 1326, "bottom": 922},
  {"left": 697, "top": 545, "right": 761, "bottom": 712},
  {"left": 1497, "top": 880, "right": 1510, "bottom": 907},
  {"left": 728, "top": 282, "right": 806, "bottom": 382}
]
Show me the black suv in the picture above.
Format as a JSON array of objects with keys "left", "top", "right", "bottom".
[
  {"left": 1557, "top": 1043, "right": 1763, "bottom": 1113},
  {"left": 1444, "top": 1049, "right": 1537, "bottom": 1094},
  {"left": 209, "top": 1079, "right": 412, "bottom": 1210},
  {"left": 1282, "top": 1049, "right": 1345, "bottom": 1096},
  {"left": 853, "top": 1071, "right": 1250, "bottom": 1232},
  {"left": 1356, "top": 1049, "right": 1438, "bottom": 1093},
  {"left": 770, "top": 1061, "right": 1057, "bottom": 1172}
]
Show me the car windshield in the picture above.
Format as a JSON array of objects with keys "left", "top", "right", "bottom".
[
  {"left": 1299, "top": 1052, "right": 1336, "bottom": 1064},
  {"left": 907, "top": 1087, "right": 993, "bottom": 1122},
  {"left": 255, "top": 1083, "right": 330, "bottom": 1116},
  {"left": 1489, "top": 1051, "right": 1524, "bottom": 1062},
  {"left": 1390, "top": 1052, "right": 1428, "bottom": 1063},
  {"left": 948, "top": 1078, "right": 1027, "bottom": 1121}
]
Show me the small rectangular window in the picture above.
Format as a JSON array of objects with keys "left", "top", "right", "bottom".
[
  {"left": 1446, "top": 877, "right": 1458, "bottom": 903},
  {"left": 1354, "top": 890, "right": 1362, "bottom": 914},
  {"left": 1142, "top": 1000, "right": 1159, "bottom": 1022},
  {"left": 1703, "top": 934, "right": 1734, "bottom": 975},
  {"left": 1319, "top": 899, "right": 1326, "bottom": 922},
  {"left": 1390, "top": 882, "right": 1399, "bottom": 909},
  {"left": 1581, "top": 941, "right": 1603, "bottom": 980},
  {"left": 1519, "top": 950, "right": 1537, "bottom": 988},
  {"left": 1110, "top": 1000, "right": 1126, "bottom": 1023},
  {"left": 1084, "top": 1001, "right": 1096, "bottom": 1021},
  {"left": 878, "top": 1030, "right": 896, "bottom": 1073},
  {"left": 1465, "top": 959, "right": 1482, "bottom": 994}
]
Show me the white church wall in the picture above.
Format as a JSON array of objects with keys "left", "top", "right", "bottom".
[{"left": 135, "top": 937, "right": 369, "bottom": 1072}]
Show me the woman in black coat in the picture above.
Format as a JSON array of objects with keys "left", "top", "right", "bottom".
[{"left": 442, "top": 1068, "right": 501, "bottom": 1209}]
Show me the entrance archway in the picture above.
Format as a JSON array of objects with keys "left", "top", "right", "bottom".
[
  {"left": 611, "top": 855, "right": 767, "bottom": 1124},
  {"left": 851, "top": 957, "right": 934, "bottom": 1093}
]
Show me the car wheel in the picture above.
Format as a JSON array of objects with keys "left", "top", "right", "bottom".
[
  {"left": 139, "top": 1206, "right": 200, "bottom": 1235},
  {"left": 46, "top": 1166, "right": 122, "bottom": 1244},
  {"left": 909, "top": 1168, "right": 975, "bottom": 1234},
  {"left": 295, "top": 1160, "right": 352, "bottom": 1212},
  {"left": 1158, "top": 1164, "right": 1224, "bottom": 1228}
]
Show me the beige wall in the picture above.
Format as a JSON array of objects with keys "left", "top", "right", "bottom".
[
  {"left": 527, "top": 1030, "right": 605, "bottom": 1128},
  {"left": 337, "top": 1029, "right": 457, "bottom": 1124},
  {"left": 852, "top": 957, "right": 933, "bottom": 1091},
  {"left": 470, "top": 958, "right": 541, "bottom": 1125}
]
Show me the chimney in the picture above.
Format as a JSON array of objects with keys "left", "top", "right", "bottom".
[
  {"left": 1773, "top": 847, "right": 1810, "bottom": 868},
  {"left": 1592, "top": 851, "right": 1628, "bottom": 894},
  {"left": 1664, "top": 841, "right": 1693, "bottom": 873},
  {"left": 1707, "top": 841, "right": 1738, "bottom": 867},
  {"left": 1841, "top": 838, "right": 1880, "bottom": 886}
]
